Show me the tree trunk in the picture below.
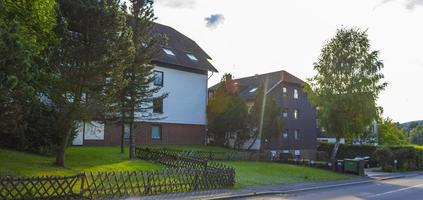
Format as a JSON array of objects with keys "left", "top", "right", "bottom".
[
  {"left": 129, "top": 120, "right": 135, "bottom": 159},
  {"left": 55, "top": 124, "right": 72, "bottom": 167},
  {"left": 330, "top": 139, "right": 341, "bottom": 161},
  {"left": 120, "top": 121, "right": 125, "bottom": 154}
]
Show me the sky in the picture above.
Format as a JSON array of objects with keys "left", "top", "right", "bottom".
[{"left": 151, "top": 0, "right": 423, "bottom": 123}]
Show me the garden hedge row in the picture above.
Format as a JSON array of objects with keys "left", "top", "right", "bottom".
[{"left": 317, "top": 143, "right": 423, "bottom": 171}]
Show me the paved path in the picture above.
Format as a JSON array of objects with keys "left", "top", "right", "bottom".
[
  {"left": 239, "top": 173, "right": 423, "bottom": 200},
  {"left": 124, "top": 169, "right": 422, "bottom": 200}
]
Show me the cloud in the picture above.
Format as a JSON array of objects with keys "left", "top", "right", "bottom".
[
  {"left": 405, "top": 0, "right": 423, "bottom": 9},
  {"left": 155, "top": 0, "right": 196, "bottom": 8},
  {"left": 204, "top": 14, "right": 225, "bottom": 29},
  {"left": 374, "top": 0, "right": 423, "bottom": 10}
]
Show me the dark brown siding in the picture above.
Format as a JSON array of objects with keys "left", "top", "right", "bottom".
[{"left": 83, "top": 121, "right": 205, "bottom": 146}]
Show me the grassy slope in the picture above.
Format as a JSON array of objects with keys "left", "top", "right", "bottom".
[
  {"left": 1, "top": 146, "right": 350, "bottom": 189},
  {"left": 223, "top": 161, "right": 350, "bottom": 188},
  {"left": 0, "top": 146, "right": 163, "bottom": 176}
]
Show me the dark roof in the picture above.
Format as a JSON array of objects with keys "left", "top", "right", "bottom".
[
  {"left": 150, "top": 23, "right": 218, "bottom": 72},
  {"left": 209, "top": 70, "right": 304, "bottom": 100}
]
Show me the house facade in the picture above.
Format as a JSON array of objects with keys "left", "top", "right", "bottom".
[
  {"left": 209, "top": 71, "right": 318, "bottom": 159},
  {"left": 72, "top": 23, "right": 218, "bottom": 146}
]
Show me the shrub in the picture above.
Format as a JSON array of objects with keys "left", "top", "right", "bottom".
[
  {"left": 382, "top": 164, "right": 394, "bottom": 172},
  {"left": 373, "top": 147, "right": 393, "bottom": 168},
  {"left": 317, "top": 142, "right": 377, "bottom": 159},
  {"left": 316, "top": 151, "right": 329, "bottom": 161}
]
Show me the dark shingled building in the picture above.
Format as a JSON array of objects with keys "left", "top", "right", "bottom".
[{"left": 209, "top": 70, "right": 318, "bottom": 159}]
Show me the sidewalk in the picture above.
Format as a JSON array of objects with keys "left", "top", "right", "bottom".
[
  {"left": 126, "top": 170, "right": 422, "bottom": 200},
  {"left": 128, "top": 176, "right": 368, "bottom": 200}
]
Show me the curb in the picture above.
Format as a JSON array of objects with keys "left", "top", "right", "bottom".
[{"left": 204, "top": 175, "right": 408, "bottom": 200}]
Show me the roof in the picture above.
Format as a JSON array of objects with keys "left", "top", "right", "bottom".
[
  {"left": 150, "top": 23, "right": 218, "bottom": 72},
  {"left": 209, "top": 70, "right": 304, "bottom": 100}
]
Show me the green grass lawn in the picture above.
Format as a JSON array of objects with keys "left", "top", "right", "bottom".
[
  {"left": 0, "top": 146, "right": 164, "bottom": 176},
  {"left": 223, "top": 161, "right": 350, "bottom": 188},
  {"left": 1, "top": 146, "right": 350, "bottom": 189}
]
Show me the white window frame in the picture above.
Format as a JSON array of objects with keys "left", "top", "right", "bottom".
[
  {"left": 163, "top": 48, "right": 175, "bottom": 56},
  {"left": 294, "top": 89, "right": 299, "bottom": 99},
  {"left": 186, "top": 53, "right": 198, "bottom": 61}
]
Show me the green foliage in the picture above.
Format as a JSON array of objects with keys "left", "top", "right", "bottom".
[
  {"left": 382, "top": 164, "right": 394, "bottom": 172},
  {"left": 317, "top": 142, "right": 377, "bottom": 159},
  {"left": 378, "top": 118, "right": 409, "bottom": 146},
  {"left": 410, "top": 125, "right": 423, "bottom": 145},
  {"left": 0, "top": 0, "right": 58, "bottom": 153},
  {"left": 123, "top": 0, "right": 167, "bottom": 159},
  {"left": 373, "top": 147, "right": 393, "bottom": 168},
  {"left": 305, "top": 27, "right": 387, "bottom": 158},
  {"left": 49, "top": 0, "right": 135, "bottom": 166},
  {"left": 208, "top": 74, "right": 249, "bottom": 148},
  {"left": 249, "top": 83, "right": 283, "bottom": 149}
]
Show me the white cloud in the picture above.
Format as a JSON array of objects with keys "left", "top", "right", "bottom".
[{"left": 155, "top": 0, "right": 196, "bottom": 8}]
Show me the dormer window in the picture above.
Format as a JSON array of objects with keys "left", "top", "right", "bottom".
[
  {"left": 249, "top": 87, "right": 257, "bottom": 93},
  {"left": 186, "top": 53, "right": 198, "bottom": 61},
  {"left": 163, "top": 48, "right": 175, "bottom": 56}
]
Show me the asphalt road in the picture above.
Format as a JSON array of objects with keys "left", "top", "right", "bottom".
[{"left": 237, "top": 174, "right": 423, "bottom": 200}]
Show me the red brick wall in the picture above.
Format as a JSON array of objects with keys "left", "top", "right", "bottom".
[{"left": 83, "top": 121, "right": 206, "bottom": 146}]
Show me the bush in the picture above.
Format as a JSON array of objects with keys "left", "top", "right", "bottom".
[
  {"left": 382, "top": 164, "right": 394, "bottom": 172},
  {"left": 373, "top": 147, "right": 393, "bottom": 168},
  {"left": 317, "top": 142, "right": 377, "bottom": 159},
  {"left": 316, "top": 151, "right": 329, "bottom": 161}
]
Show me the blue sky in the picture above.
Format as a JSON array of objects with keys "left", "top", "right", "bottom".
[{"left": 152, "top": 0, "right": 423, "bottom": 123}]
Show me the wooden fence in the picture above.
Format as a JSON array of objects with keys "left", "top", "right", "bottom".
[
  {"left": 0, "top": 174, "right": 84, "bottom": 200},
  {"left": 141, "top": 147, "right": 271, "bottom": 161},
  {"left": 1, "top": 149, "right": 235, "bottom": 199}
]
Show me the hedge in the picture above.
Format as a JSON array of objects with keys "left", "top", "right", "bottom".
[
  {"left": 317, "top": 143, "right": 377, "bottom": 159},
  {"left": 318, "top": 143, "right": 423, "bottom": 170}
]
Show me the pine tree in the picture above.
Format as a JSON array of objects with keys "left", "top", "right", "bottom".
[
  {"left": 125, "top": 0, "right": 167, "bottom": 159},
  {"left": 50, "top": 0, "right": 131, "bottom": 166}
]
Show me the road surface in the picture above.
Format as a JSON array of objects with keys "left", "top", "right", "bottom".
[{"left": 237, "top": 174, "right": 423, "bottom": 200}]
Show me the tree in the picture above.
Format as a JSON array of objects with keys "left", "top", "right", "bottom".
[
  {"left": 378, "top": 118, "right": 408, "bottom": 146},
  {"left": 305, "top": 27, "right": 387, "bottom": 160},
  {"left": 410, "top": 125, "right": 423, "bottom": 145},
  {"left": 207, "top": 74, "right": 249, "bottom": 148},
  {"left": 50, "top": 0, "right": 131, "bottom": 166},
  {"left": 248, "top": 83, "right": 283, "bottom": 150},
  {"left": 0, "top": 0, "right": 57, "bottom": 149},
  {"left": 124, "top": 0, "right": 167, "bottom": 159}
]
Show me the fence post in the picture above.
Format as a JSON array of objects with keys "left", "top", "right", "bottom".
[
  {"left": 79, "top": 173, "right": 85, "bottom": 198},
  {"left": 194, "top": 171, "right": 199, "bottom": 191}
]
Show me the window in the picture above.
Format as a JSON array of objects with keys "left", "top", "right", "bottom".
[
  {"left": 294, "top": 89, "right": 299, "bottom": 99},
  {"left": 153, "top": 98, "right": 163, "bottom": 113},
  {"left": 186, "top": 53, "right": 198, "bottom": 61},
  {"left": 282, "top": 108, "right": 288, "bottom": 118},
  {"left": 294, "top": 129, "right": 299, "bottom": 140},
  {"left": 81, "top": 92, "right": 88, "bottom": 103},
  {"left": 124, "top": 124, "right": 130, "bottom": 139},
  {"left": 294, "top": 109, "right": 299, "bottom": 119},
  {"left": 151, "top": 125, "right": 161, "bottom": 140},
  {"left": 249, "top": 87, "right": 257, "bottom": 93},
  {"left": 282, "top": 87, "right": 287, "bottom": 94},
  {"left": 283, "top": 129, "right": 288, "bottom": 139},
  {"left": 153, "top": 71, "right": 163, "bottom": 86},
  {"left": 163, "top": 48, "right": 175, "bottom": 56},
  {"left": 283, "top": 149, "right": 290, "bottom": 154}
]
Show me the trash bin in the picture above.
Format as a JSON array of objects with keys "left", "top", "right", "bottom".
[
  {"left": 336, "top": 160, "right": 344, "bottom": 172},
  {"left": 344, "top": 159, "right": 366, "bottom": 176}
]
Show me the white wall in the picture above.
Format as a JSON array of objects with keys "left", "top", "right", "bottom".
[{"left": 136, "top": 66, "right": 208, "bottom": 125}]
